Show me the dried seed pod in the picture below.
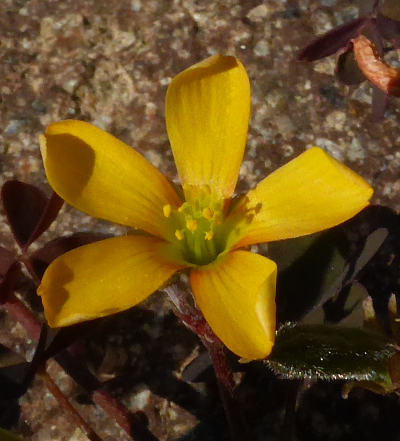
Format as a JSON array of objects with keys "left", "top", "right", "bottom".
[{"left": 352, "top": 34, "right": 400, "bottom": 96}]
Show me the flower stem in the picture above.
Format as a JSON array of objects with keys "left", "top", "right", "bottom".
[
  {"left": 207, "top": 343, "right": 251, "bottom": 441},
  {"left": 164, "top": 284, "right": 251, "bottom": 441}
]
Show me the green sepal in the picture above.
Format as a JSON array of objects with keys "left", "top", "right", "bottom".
[{"left": 266, "top": 324, "right": 396, "bottom": 383}]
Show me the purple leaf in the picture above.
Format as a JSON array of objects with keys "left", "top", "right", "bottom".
[
  {"left": 377, "top": 13, "right": 400, "bottom": 45},
  {"left": 1, "top": 181, "right": 63, "bottom": 251},
  {"left": 298, "top": 17, "right": 370, "bottom": 62},
  {"left": 336, "top": 45, "right": 366, "bottom": 85},
  {"left": 27, "top": 191, "right": 64, "bottom": 250},
  {"left": 1, "top": 181, "right": 47, "bottom": 250},
  {"left": 28, "top": 233, "right": 110, "bottom": 280}
]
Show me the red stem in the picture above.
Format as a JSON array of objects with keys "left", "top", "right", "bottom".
[
  {"left": 164, "top": 285, "right": 251, "bottom": 441},
  {"left": 4, "top": 293, "right": 42, "bottom": 341},
  {"left": 38, "top": 367, "right": 102, "bottom": 441},
  {"left": 92, "top": 390, "right": 132, "bottom": 435}
]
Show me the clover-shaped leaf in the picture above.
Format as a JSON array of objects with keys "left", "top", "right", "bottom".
[
  {"left": 1, "top": 181, "right": 63, "bottom": 251},
  {"left": 298, "top": 17, "right": 369, "bottom": 62}
]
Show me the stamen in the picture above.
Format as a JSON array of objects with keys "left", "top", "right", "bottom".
[
  {"left": 175, "top": 229, "right": 185, "bottom": 241},
  {"left": 202, "top": 207, "right": 214, "bottom": 220},
  {"left": 162, "top": 185, "right": 231, "bottom": 265},
  {"left": 163, "top": 204, "right": 171, "bottom": 218},
  {"left": 204, "top": 231, "right": 214, "bottom": 241},
  {"left": 186, "top": 219, "right": 198, "bottom": 232}
]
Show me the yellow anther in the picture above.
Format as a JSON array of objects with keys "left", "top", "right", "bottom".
[
  {"left": 175, "top": 229, "right": 184, "bottom": 241},
  {"left": 204, "top": 231, "right": 214, "bottom": 241},
  {"left": 163, "top": 204, "right": 171, "bottom": 218},
  {"left": 178, "top": 205, "right": 185, "bottom": 213},
  {"left": 202, "top": 207, "right": 214, "bottom": 220},
  {"left": 186, "top": 219, "right": 198, "bottom": 232}
]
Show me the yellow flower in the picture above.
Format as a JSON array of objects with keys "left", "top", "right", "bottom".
[{"left": 37, "top": 55, "right": 373, "bottom": 360}]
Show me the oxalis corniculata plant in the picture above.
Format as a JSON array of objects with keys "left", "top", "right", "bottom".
[{"left": 1, "top": 54, "right": 400, "bottom": 441}]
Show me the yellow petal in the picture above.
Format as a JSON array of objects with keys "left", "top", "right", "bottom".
[
  {"left": 40, "top": 120, "right": 181, "bottom": 238},
  {"left": 190, "top": 251, "right": 277, "bottom": 360},
  {"left": 38, "top": 235, "right": 184, "bottom": 327},
  {"left": 235, "top": 147, "right": 373, "bottom": 247},
  {"left": 166, "top": 54, "right": 250, "bottom": 199}
]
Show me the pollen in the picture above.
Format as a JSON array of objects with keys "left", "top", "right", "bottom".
[
  {"left": 175, "top": 229, "right": 185, "bottom": 240},
  {"left": 204, "top": 230, "right": 214, "bottom": 241},
  {"left": 186, "top": 219, "right": 198, "bottom": 232},
  {"left": 163, "top": 204, "right": 172, "bottom": 218},
  {"left": 202, "top": 207, "right": 214, "bottom": 220}
]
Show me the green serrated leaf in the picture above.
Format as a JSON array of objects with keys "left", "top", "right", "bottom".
[
  {"left": 266, "top": 324, "right": 395, "bottom": 383},
  {"left": 0, "top": 427, "right": 24, "bottom": 441}
]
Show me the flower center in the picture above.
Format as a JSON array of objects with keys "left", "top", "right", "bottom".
[
  {"left": 162, "top": 186, "right": 262, "bottom": 266},
  {"left": 162, "top": 185, "right": 231, "bottom": 265}
]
